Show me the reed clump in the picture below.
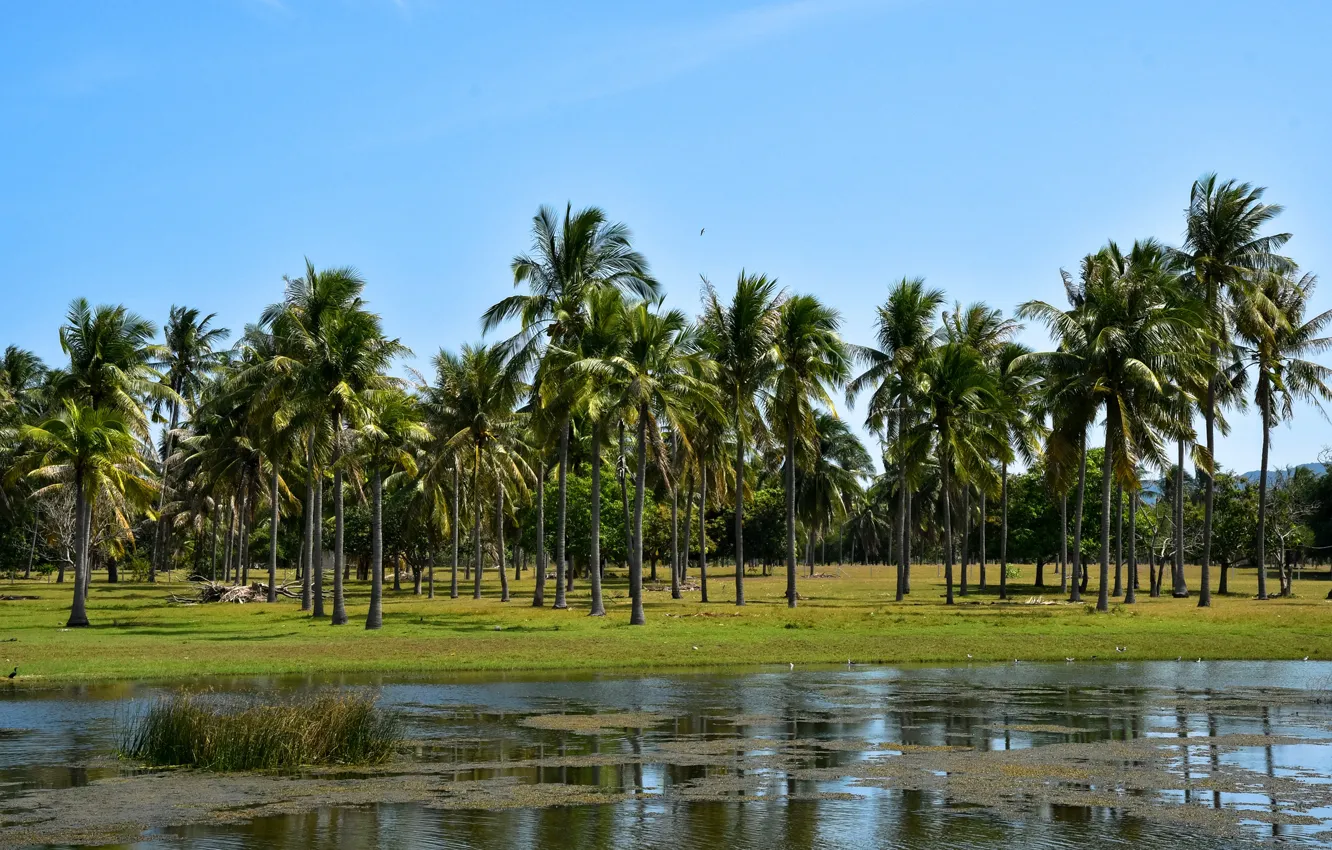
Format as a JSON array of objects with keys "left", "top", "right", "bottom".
[{"left": 121, "top": 690, "right": 401, "bottom": 770}]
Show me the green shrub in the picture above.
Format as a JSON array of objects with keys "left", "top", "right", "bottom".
[{"left": 121, "top": 691, "right": 401, "bottom": 771}]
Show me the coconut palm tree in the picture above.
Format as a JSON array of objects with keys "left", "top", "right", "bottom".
[
  {"left": 20, "top": 401, "right": 156, "bottom": 626},
  {"left": 581, "top": 300, "right": 718, "bottom": 624},
  {"left": 769, "top": 295, "right": 849, "bottom": 608},
  {"left": 847, "top": 278, "right": 945, "bottom": 600},
  {"left": 993, "top": 342, "right": 1044, "bottom": 600},
  {"left": 148, "top": 307, "right": 230, "bottom": 581},
  {"left": 909, "top": 341, "right": 1006, "bottom": 604},
  {"left": 357, "top": 388, "right": 427, "bottom": 629},
  {"left": 1176, "top": 175, "right": 1293, "bottom": 607},
  {"left": 0, "top": 347, "right": 48, "bottom": 423},
  {"left": 699, "top": 272, "right": 782, "bottom": 606},
  {"left": 483, "top": 204, "right": 657, "bottom": 610},
  {"left": 795, "top": 412, "right": 872, "bottom": 574},
  {"left": 1232, "top": 271, "right": 1332, "bottom": 600},
  {"left": 49, "top": 299, "right": 170, "bottom": 437},
  {"left": 265, "top": 263, "right": 405, "bottom": 624},
  {"left": 1026, "top": 241, "right": 1206, "bottom": 611},
  {"left": 433, "top": 344, "right": 530, "bottom": 600}
]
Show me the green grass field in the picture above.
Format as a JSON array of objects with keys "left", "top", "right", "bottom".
[{"left": 2, "top": 562, "right": 1329, "bottom": 686}]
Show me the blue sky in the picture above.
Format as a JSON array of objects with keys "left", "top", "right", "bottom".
[{"left": 4, "top": 0, "right": 1330, "bottom": 473}]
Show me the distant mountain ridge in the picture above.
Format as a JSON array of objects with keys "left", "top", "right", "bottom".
[{"left": 1238, "top": 462, "right": 1326, "bottom": 484}]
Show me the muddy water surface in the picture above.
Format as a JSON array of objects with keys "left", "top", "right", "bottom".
[{"left": 3, "top": 662, "right": 1332, "bottom": 848}]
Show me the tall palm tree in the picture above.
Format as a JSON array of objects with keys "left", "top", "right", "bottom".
[
  {"left": 993, "top": 342, "right": 1043, "bottom": 600},
  {"left": 909, "top": 341, "right": 1006, "bottom": 604},
  {"left": 1177, "top": 175, "right": 1293, "bottom": 607},
  {"left": 0, "top": 346, "right": 48, "bottom": 423},
  {"left": 847, "top": 278, "right": 945, "bottom": 600},
  {"left": 584, "top": 301, "right": 718, "bottom": 624},
  {"left": 433, "top": 344, "right": 530, "bottom": 600},
  {"left": 1026, "top": 241, "right": 1205, "bottom": 611},
  {"left": 50, "top": 298, "right": 171, "bottom": 436},
  {"left": 483, "top": 203, "right": 657, "bottom": 610},
  {"left": 770, "top": 295, "right": 849, "bottom": 608},
  {"left": 265, "top": 263, "right": 405, "bottom": 624},
  {"left": 795, "top": 412, "right": 872, "bottom": 574},
  {"left": 700, "top": 272, "right": 782, "bottom": 606},
  {"left": 20, "top": 401, "right": 156, "bottom": 626},
  {"left": 1232, "top": 271, "right": 1332, "bottom": 600},
  {"left": 148, "top": 307, "right": 230, "bottom": 581},
  {"left": 357, "top": 388, "right": 426, "bottom": 629}
]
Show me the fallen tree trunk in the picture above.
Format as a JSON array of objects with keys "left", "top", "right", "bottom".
[{"left": 168, "top": 580, "right": 301, "bottom": 604}]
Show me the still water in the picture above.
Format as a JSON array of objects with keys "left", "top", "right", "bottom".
[{"left": 3, "top": 662, "right": 1332, "bottom": 848}]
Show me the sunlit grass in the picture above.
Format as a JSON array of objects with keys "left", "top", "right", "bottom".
[{"left": 2, "top": 561, "right": 1329, "bottom": 685}]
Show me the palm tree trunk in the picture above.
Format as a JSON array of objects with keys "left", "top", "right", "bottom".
[
  {"left": 903, "top": 490, "right": 912, "bottom": 594},
  {"left": 979, "top": 487, "right": 987, "bottom": 590},
  {"left": 699, "top": 467, "right": 709, "bottom": 603},
  {"left": 960, "top": 487, "right": 970, "bottom": 596},
  {"left": 670, "top": 431, "right": 681, "bottom": 600},
  {"left": 235, "top": 475, "right": 251, "bottom": 586},
  {"left": 1070, "top": 435, "right": 1087, "bottom": 603},
  {"left": 24, "top": 518, "right": 37, "bottom": 581},
  {"left": 1113, "top": 481, "right": 1123, "bottom": 597},
  {"left": 1200, "top": 341, "right": 1218, "bottom": 607},
  {"left": 451, "top": 461, "right": 461, "bottom": 599},
  {"left": 554, "top": 418, "right": 569, "bottom": 609},
  {"left": 1097, "top": 428, "right": 1112, "bottom": 612},
  {"left": 942, "top": 458, "right": 955, "bottom": 606},
  {"left": 1174, "top": 438, "right": 1188, "bottom": 597},
  {"left": 472, "top": 449, "right": 483, "bottom": 600},
  {"left": 222, "top": 497, "right": 234, "bottom": 586},
  {"left": 682, "top": 470, "right": 695, "bottom": 588},
  {"left": 734, "top": 418, "right": 746, "bottom": 607},
  {"left": 897, "top": 463, "right": 907, "bottom": 601},
  {"left": 999, "top": 461, "right": 1009, "bottom": 600},
  {"left": 312, "top": 476, "right": 324, "bottom": 615},
  {"left": 301, "top": 435, "right": 314, "bottom": 611},
  {"left": 268, "top": 460, "right": 280, "bottom": 603},
  {"left": 150, "top": 398, "right": 181, "bottom": 584},
  {"left": 630, "top": 405, "right": 649, "bottom": 625},
  {"left": 212, "top": 501, "right": 222, "bottom": 582},
  {"left": 1126, "top": 487, "right": 1138, "bottom": 604},
  {"left": 1256, "top": 382, "right": 1271, "bottom": 600},
  {"left": 785, "top": 417, "right": 798, "bottom": 609},
  {"left": 331, "top": 412, "right": 348, "bottom": 626},
  {"left": 366, "top": 468, "right": 384, "bottom": 629},
  {"left": 533, "top": 459, "right": 547, "bottom": 607},
  {"left": 587, "top": 424, "right": 606, "bottom": 616},
  {"left": 1059, "top": 493, "right": 1068, "bottom": 593},
  {"left": 497, "top": 484, "right": 510, "bottom": 603},
  {"left": 67, "top": 479, "right": 90, "bottom": 628},
  {"left": 618, "top": 420, "right": 632, "bottom": 578}
]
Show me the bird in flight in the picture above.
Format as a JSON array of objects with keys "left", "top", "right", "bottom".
[{"left": 700, "top": 228, "right": 705, "bottom": 236}]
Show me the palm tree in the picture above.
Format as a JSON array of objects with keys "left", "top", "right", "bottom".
[
  {"left": 584, "top": 300, "right": 718, "bottom": 624},
  {"left": 265, "top": 263, "right": 405, "bottom": 624},
  {"left": 1026, "top": 241, "right": 1205, "bottom": 611},
  {"left": 993, "top": 342, "right": 1043, "bottom": 600},
  {"left": 0, "top": 347, "right": 48, "bottom": 423},
  {"left": 148, "top": 307, "right": 230, "bottom": 581},
  {"left": 770, "top": 295, "right": 849, "bottom": 608},
  {"left": 20, "top": 401, "right": 156, "bottom": 626},
  {"left": 700, "top": 272, "right": 782, "bottom": 606},
  {"left": 483, "top": 204, "right": 657, "bottom": 610},
  {"left": 357, "top": 388, "right": 427, "bottom": 629},
  {"left": 433, "top": 344, "right": 530, "bottom": 600},
  {"left": 795, "top": 412, "right": 872, "bottom": 575},
  {"left": 910, "top": 341, "right": 1006, "bottom": 604},
  {"left": 1177, "top": 175, "right": 1293, "bottom": 607},
  {"left": 1232, "top": 271, "right": 1332, "bottom": 600},
  {"left": 49, "top": 299, "right": 170, "bottom": 436},
  {"left": 847, "top": 278, "right": 945, "bottom": 600},
  {"left": 545, "top": 287, "right": 632, "bottom": 616}
]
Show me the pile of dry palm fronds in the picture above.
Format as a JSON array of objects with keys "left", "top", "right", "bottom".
[{"left": 167, "top": 581, "right": 300, "bottom": 604}]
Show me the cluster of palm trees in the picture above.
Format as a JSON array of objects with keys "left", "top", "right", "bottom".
[{"left": 2, "top": 175, "right": 1328, "bottom": 630}]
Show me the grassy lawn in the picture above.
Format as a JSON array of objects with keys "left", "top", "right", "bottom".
[{"left": 2, "top": 562, "right": 1329, "bottom": 686}]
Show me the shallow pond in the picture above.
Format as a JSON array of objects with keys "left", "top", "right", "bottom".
[{"left": 3, "top": 661, "right": 1332, "bottom": 848}]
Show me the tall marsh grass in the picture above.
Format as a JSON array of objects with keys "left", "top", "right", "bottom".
[{"left": 121, "top": 691, "right": 401, "bottom": 770}]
